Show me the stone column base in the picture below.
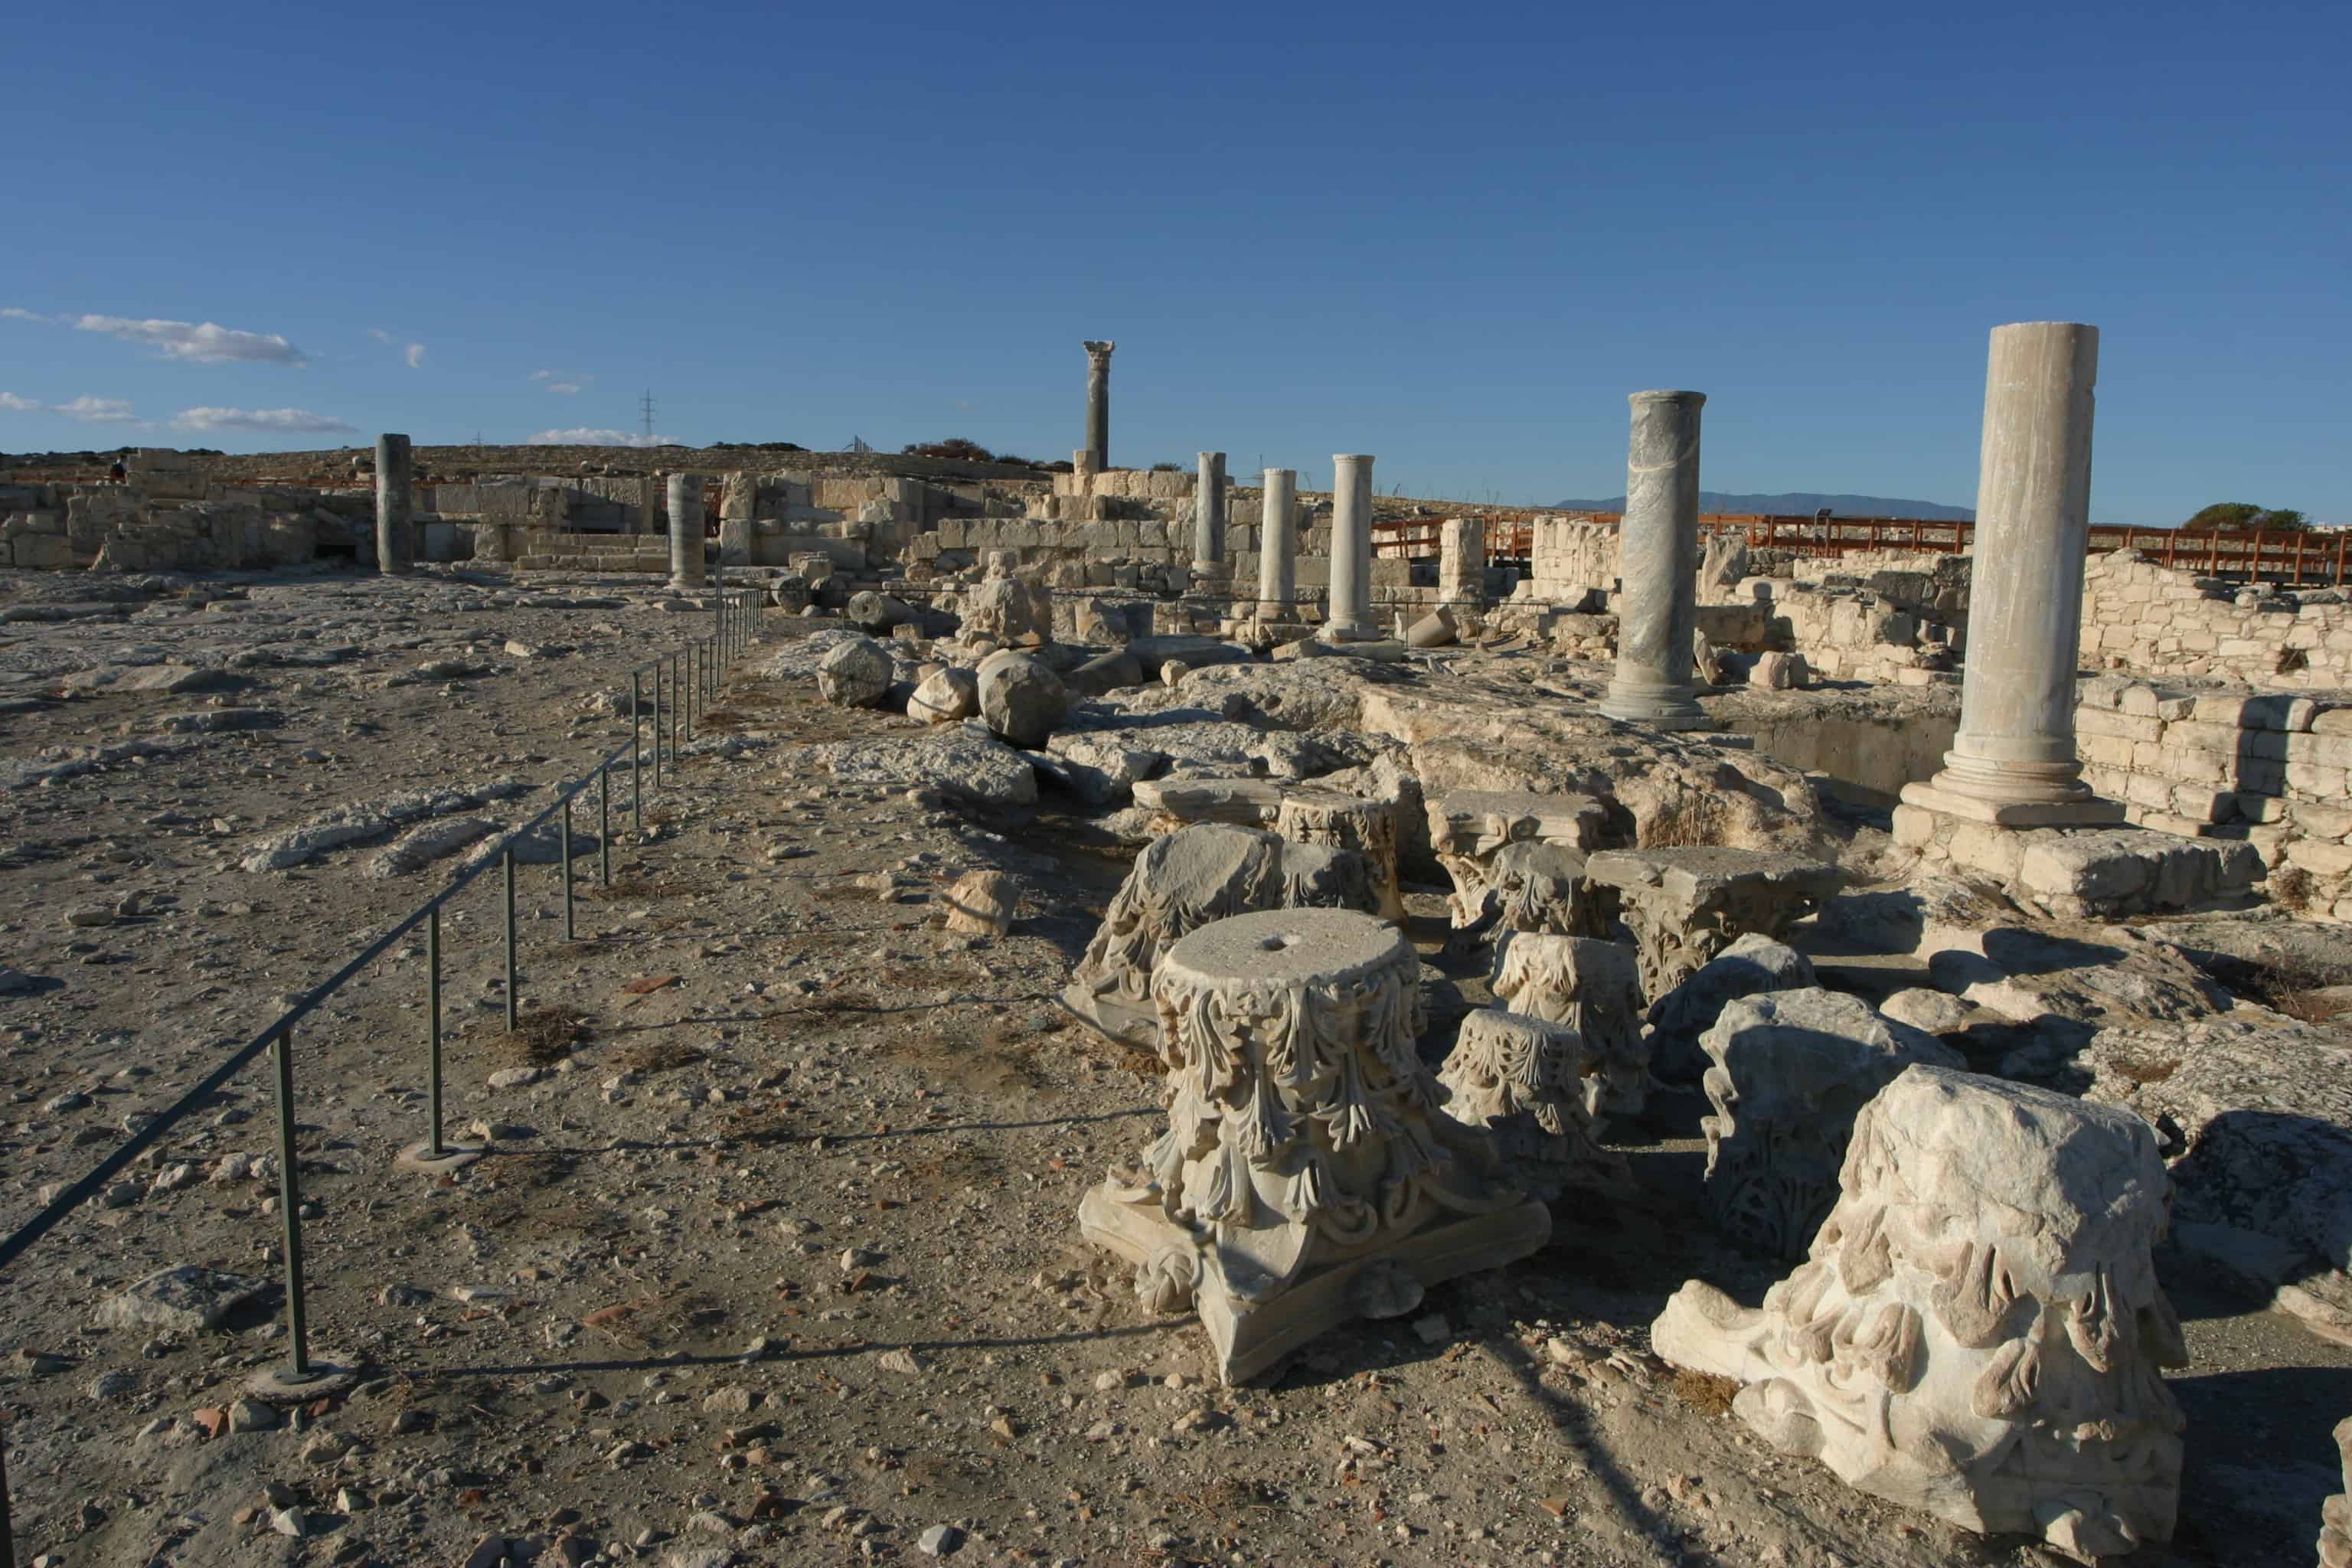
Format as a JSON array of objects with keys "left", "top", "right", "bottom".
[
  {"left": 1596, "top": 696, "right": 1713, "bottom": 732},
  {"left": 1893, "top": 805, "right": 2262, "bottom": 920},
  {"left": 1897, "top": 779, "right": 2125, "bottom": 828}
]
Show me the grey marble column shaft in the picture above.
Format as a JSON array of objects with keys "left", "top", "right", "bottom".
[
  {"left": 1908, "top": 322, "right": 2115, "bottom": 821},
  {"left": 1599, "top": 392, "right": 1708, "bottom": 730},
  {"left": 668, "top": 472, "right": 707, "bottom": 589},
  {"left": 1327, "top": 455, "right": 1375, "bottom": 639},
  {"left": 1259, "top": 468, "right": 1297, "bottom": 612},
  {"left": 1083, "top": 341, "right": 1115, "bottom": 472},
  {"left": 1193, "top": 452, "right": 1227, "bottom": 569},
  {"left": 374, "top": 433, "right": 412, "bottom": 575}
]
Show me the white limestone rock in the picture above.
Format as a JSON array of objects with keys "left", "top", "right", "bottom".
[
  {"left": 1697, "top": 988, "right": 1964, "bottom": 1257},
  {"left": 941, "top": 870, "right": 1017, "bottom": 936},
  {"left": 1652, "top": 1065, "right": 2186, "bottom": 1561},
  {"left": 96, "top": 1266, "right": 271, "bottom": 1332},
  {"left": 1438, "top": 1009, "right": 1632, "bottom": 1201},
  {"left": 1488, "top": 933, "right": 1648, "bottom": 1122},
  {"left": 907, "top": 666, "right": 978, "bottom": 725},
  {"left": 1424, "top": 789, "right": 1606, "bottom": 932},
  {"left": 816, "top": 636, "right": 894, "bottom": 709},
  {"left": 976, "top": 649, "right": 1067, "bottom": 749},
  {"left": 1645, "top": 933, "right": 1817, "bottom": 1084},
  {"left": 1585, "top": 845, "right": 1841, "bottom": 1002},
  {"left": 2322, "top": 1418, "right": 2352, "bottom": 1568},
  {"left": 792, "top": 728, "right": 1037, "bottom": 808}
]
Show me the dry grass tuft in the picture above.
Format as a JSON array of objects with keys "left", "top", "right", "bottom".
[
  {"left": 1671, "top": 1369, "right": 1740, "bottom": 1419},
  {"left": 620, "top": 1038, "right": 709, "bottom": 1075},
  {"left": 2106, "top": 1054, "right": 2182, "bottom": 1085},
  {"left": 578, "top": 876, "right": 703, "bottom": 902},
  {"left": 487, "top": 1005, "right": 590, "bottom": 1068}
]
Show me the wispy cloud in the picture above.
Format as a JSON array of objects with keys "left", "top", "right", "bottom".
[
  {"left": 0, "top": 391, "right": 41, "bottom": 410},
  {"left": 530, "top": 369, "right": 590, "bottom": 395},
  {"left": 174, "top": 406, "right": 354, "bottom": 434},
  {"left": 77, "top": 315, "right": 306, "bottom": 365},
  {"left": 526, "top": 427, "right": 675, "bottom": 449},
  {"left": 371, "top": 328, "right": 426, "bottom": 369},
  {"left": 2, "top": 307, "right": 47, "bottom": 323},
  {"left": 57, "top": 395, "right": 139, "bottom": 423}
]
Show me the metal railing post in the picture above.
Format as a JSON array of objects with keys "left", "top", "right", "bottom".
[
  {"left": 630, "top": 670, "right": 643, "bottom": 832},
  {"left": 652, "top": 662, "right": 664, "bottom": 788},
  {"left": 273, "top": 1026, "right": 310, "bottom": 1381},
  {"left": 503, "top": 848, "right": 518, "bottom": 1032},
  {"left": 598, "top": 765, "right": 611, "bottom": 887},
  {"left": 2, "top": 1417, "right": 15, "bottom": 1568},
  {"left": 560, "top": 793, "right": 575, "bottom": 942},
  {"left": 673, "top": 652, "right": 685, "bottom": 748},
  {"left": 427, "top": 907, "right": 443, "bottom": 1158}
]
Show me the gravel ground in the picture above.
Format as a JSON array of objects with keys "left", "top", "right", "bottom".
[{"left": 2, "top": 565, "right": 2348, "bottom": 1568}]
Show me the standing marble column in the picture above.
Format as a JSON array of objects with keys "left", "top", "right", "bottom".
[
  {"left": 1326, "top": 453, "right": 1375, "bottom": 640},
  {"left": 374, "top": 433, "right": 412, "bottom": 575},
  {"left": 1082, "top": 340, "right": 1116, "bottom": 472},
  {"left": 1903, "top": 322, "right": 2118, "bottom": 824},
  {"left": 1599, "top": 392, "right": 1709, "bottom": 730},
  {"left": 667, "top": 472, "right": 707, "bottom": 589},
  {"left": 1192, "top": 452, "right": 1227, "bottom": 570},
  {"left": 1258, "top": 467, "right": 1297, "bottom": 615}
]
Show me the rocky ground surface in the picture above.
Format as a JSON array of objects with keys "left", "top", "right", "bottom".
[{"left": 1, "top": 564, "right": 2349, "bottom": 1568}]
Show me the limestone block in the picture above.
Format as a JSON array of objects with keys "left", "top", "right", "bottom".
[
  {"left": 907, "top": 666, "right": 978, "bottom": 725},
  {"left": 975, "top": 649, "right": 1067, "bottom": 749},
  {"left": 815, "top": 637, "right": 893, "bottom": 708},
  {"left": 1653, "top": 1066, "right": 2185, "bottom": 1560},
  {"left": 1438, "top": 1010, "right": 1632, "bottom": 1201},
  {"left": 12, "top": 534, "right": 75, "bottom": 569},
  {"left": 1424, "top": 789, "right": 1606, "bottom": 932},
  {"left": 2322, "top": 1419, "right": 2352, "bottom": 1568},
  {"left": 1646, "top": 933, "right": 1815, "bottom": 1084},
  {"left": 1584, "top": 847, "right": 1841, "bottom": 1002},
  {"left": 1697, "top": 988, "right": 1964, "bottom": 1257},
  {"left": 1750, "top": 650, "right": 1808, "bottom": 690},
  {"left": 1275, "top": 789, "right": 1403, "bottom": 923},
  {"left": 1488, "top": 933, "right": 1648, "bottom": 1121},
  {"left": 942, "top": 870, "right": 1017, "bottom": 936},
  {"left": 1079, "top": 909, "right": 1550, "bottom": 1383}
]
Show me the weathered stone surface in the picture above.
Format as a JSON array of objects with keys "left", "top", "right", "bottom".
[
  {"left": 816, "top": 637, "right": 894, "bottom": 709},
  {"left": 941, "top": 870, "right": 1017, "bottom": 936},
  {"left": 1129, "top": 777, "right": 1285, "bottom": 829},
  {"left": 1654, "top": 1066, "right": 2185, "bottom": 1560},
  {"left": 2322, "top": 1418, "right": 2352, "bottom": 1568},
  {"left": 1751, "top": 649, "right": 1808, "bottom": 691},
  {"left": 847, "top": 590, "right": 915, "bottom": 635},
  {"left": 794, "top": 728, "right": 1037, "bottom": 807},
  {"left": 2081, "top": 1012, "right": 2352, "bottom": 1346},
  {"left": 1697, "top": 988, "right": 1963, "bottom": 1257},
  {"left": 96, "top": 1266, "right": 270, "bottom": 1332},
  {"left": 976, "top": 649, "right": 1067, "bottom": 749},
  {"left": 1439, "top": 1010, "right": 1631, "bottom": 1201},
  {"left": 1080, "top": 909, "right": 1550, "bottom": 1383},
  {"left": 1426, "top": 789, "right": 1606, "bottom": 932},
  {"left": 907, "top": 666, "right": 978, "bottom": 725},
  {"left": 959, "top": 551, "right": 1051, "bottom": 647},
  {"left": 1488, "top": 933, "right": 1648, "bottom": 1121},
  {"left": 1064, "top": 648, "right": 1145, "bottom": 697},
  {"left": 1275, "top": 789, "right": 1403, "bottom": 923},
  {"left": 1585, "top": 846, "right": 1840, "bottom": 1001},
  {"left": 1645, "top": 933, "right": 1815, "bottom": 1083}
]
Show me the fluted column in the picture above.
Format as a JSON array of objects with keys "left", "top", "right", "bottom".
[
  {"left": 1902, "top": 322, "right": 2120, "bottom": 825},
  {"left": 668, "top": 472, "right": 707, "bottom": 589},
  {"left": 1083, "top": 340, "right": 1115, "bottom": 472},
  {"left": 374, "top": 433, "right": 412, "bottom": 575},
  {"left": 1258, "top": 468, "right": 1297, "bottom": 615},
  {"left": 1599, "top": 392, "right": 1709, "bottom": 730},
  {"left": 1193, "top": 452, "right": 1227, "bottom": 570},
  {"left": 1326, "top": 454, "right": 1375, "bottom": 639}
]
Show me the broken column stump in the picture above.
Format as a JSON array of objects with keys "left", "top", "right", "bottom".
[{"left": 1584, "top": 844, "right": 1840, "bottom": 1001}]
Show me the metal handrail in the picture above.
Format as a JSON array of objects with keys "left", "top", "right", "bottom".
[{"left": 0, "top": 586, "right": 769, "bottom": 1566}]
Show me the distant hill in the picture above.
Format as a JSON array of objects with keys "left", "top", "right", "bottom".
[{"left": 1547, "top": 491, "right": 1974, "bottom": 521}]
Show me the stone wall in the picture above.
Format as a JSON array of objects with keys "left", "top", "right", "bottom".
[
  {"left": 1766, "top": 581, "right": 1958, "bottom": 686},
  {"left": 2080, "top": 549, "right": 2352, "bottom": 688},
  {"left": 2, "top": 480, "right": 370, "bottom": 571},
  {"left": 2075, "top": 678, "right": 2352, "bottom": 918}
]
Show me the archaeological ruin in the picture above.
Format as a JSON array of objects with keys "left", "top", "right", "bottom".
[{"left": 3, "top": 319, "right": 2350, "bottom": 1567}]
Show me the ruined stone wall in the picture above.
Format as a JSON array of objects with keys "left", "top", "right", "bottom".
[
  {"left": 2080, "top": 549, "right": 2352, "bottom": 688},
  {"left": 2074, "top": 678, "right": 2352, "bottom": 917},
  {"left": 2, "top": 480, "right": 368, "bottom": 571},
  {"left": 1764, "top": 583, "right": 1958, "bottom": 686}
]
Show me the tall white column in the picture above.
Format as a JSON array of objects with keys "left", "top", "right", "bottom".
[
  {"left": 1326, "top": 454, "right": 1375, "bottom": 639},
  {"left": 1599, "top": 392, "right": 1709, "bottom": 730},
  {"left": 1258, "top": 468, "right": 1297, "bottom": 615},
  {"left": 668, "top": 471, "right": 707, "bottom": 589},
  {"left": 1903, "top": 322, "right": 2120, "bottom": 825},
  {"left": 374, "top": 433, "right": 412, "bottom": 575},
  {"left": 1439, "top": 516, "right": 1485, "bottom": 605},
  {"left": 1193, "top": 451, "right": 1227, "bottom": 570}
]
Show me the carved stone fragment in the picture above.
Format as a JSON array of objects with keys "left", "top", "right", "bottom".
[
  {"left": 1584, "top": 845, "right": 1840, "bottom": 1001},
  {"left": 1488, "top": 933, "right": 1648, "bottom": 1122},
  {"left": 1080, "top": 909, "right": 1550, "bottom": 1383},
  {"left": 1438, "top": 1009, "right": 1632, "bottom": 1201},
  {"left": 1646, "top": 932, "right": 1816, "bottom": 1083},
  {"left": 1425, "top": 790, "right": 1605, "bottom": 933},
  {"left": 1063, "top": 824, "right": 1377, "bottom": 1045},
  {"left": 1697, "top": 988, "right": 1963, "bottom": 1257},
  {"left": 1276, "top": 788, "right": 1404, "bottom": 923},
  {"left": 1653, "top": 1066, "right": 2186, "bottom": 1561}
]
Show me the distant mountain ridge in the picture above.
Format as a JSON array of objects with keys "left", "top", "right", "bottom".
[{"left": 1547, "top": 490, "right": 1974, "bottom": 521}]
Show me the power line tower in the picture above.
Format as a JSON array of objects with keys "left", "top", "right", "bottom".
[{"left": 639, "top": 390, "right": 656, "bottom": 444}]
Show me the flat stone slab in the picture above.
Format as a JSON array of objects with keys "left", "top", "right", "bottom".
[
  {"left": 1584, "top": 845, "right": 1841, "bottom": 903},
  {"left": 1130, "top": 776, "right": 1286, "bottom": 826},
  {"left": 96, "top": 1266, "right": 272, "bottom": 1332},
  {"left": 793, "top": 728, "right": 1037, "bottom": 807}
]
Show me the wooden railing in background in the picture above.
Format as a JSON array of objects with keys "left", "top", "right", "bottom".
[{"left": 1368, "top": 512, "right": 2352, "bottom": 587}]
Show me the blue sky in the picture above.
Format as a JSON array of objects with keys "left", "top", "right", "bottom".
[{"left": 3, "top": 0, "right": 2344, "bottom": 524}]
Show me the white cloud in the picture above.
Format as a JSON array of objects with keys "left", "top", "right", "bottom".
[
  {"left": 529, "top": 369, "right": 553, "bottom": 380},
  {"left": 0, "top": 391, "right": 40, "bottom": 411},
  {"left": 173, "top": 406, "right": 354, "bottom": 434},
  {"left": 547, "top": 381, "right": 582, "bottom": 395},
  {"left": 2, "top": 307, "right": 47, "bottom": 323},
  {"left": 57, "top": 395, "right": 139, "bottom": 423},
  {"left": 526, "top": 427, "right": 678, "bottom": 449},
  {"left": 531, "top": 369, "right": 590, "bottom": 394},
  {"left": 404, "top": 342, "right": 426, "bottom": 369},
  {"left": 77, "top": 315, "right": 306, "bottom": 365}
]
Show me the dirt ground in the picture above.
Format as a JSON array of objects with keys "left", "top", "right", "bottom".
[{"left": 2, "top": 565, "right": 2348, "bottom": 1568}]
